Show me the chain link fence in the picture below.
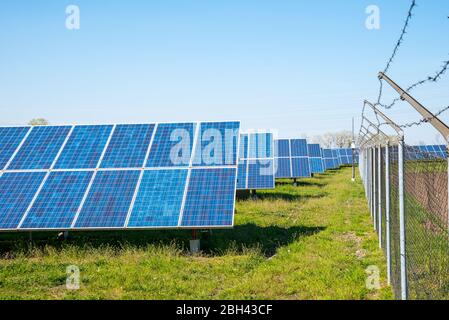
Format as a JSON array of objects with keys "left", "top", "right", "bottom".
[{"left": 360, "top": 141, "right": 449, "bottom": 300}]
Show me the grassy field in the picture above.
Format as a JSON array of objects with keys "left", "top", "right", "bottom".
[{"left": 0, "top": 167, "right": 393, "bottom": 300}]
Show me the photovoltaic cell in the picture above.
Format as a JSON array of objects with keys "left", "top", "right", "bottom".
[
  {"left": 0, "top": 172, "right": 46, "bottom": 229},
  {"left": 101, "top": 124, "right": 155, "bottom": 168},
  {"left": 74, "top": 170, "right": 140, "bottom": 228},
  {"left": 238, "top": 133, "right": 274, "bottom": 190},
  {"left": 8, "top": 126, "right": 71, "bottom": 170},
  {"left": 146, "top": 123, "right": 196, "bottom": 168},
  {"left": 55, "top": 125, "right": 113, "bottom": 169},
  {"left": 247, "top": 159, "right": 275, "bottom": 189},
  {"left": 307, "top": 144, "right": 322, "bottom": 157},
  {"left": 249, "top": 133, "right": 273, "bottom": 158},
  {"left": 0, "top": 127, "right": 29, "bottom": 170},
  {"left": 193, "top": 122, "right": 239, "bottom": 167},
  {"left": 20, "top": 171, "right": 93, "bottom": 229},
  {"left": 181, "top": 168, "right": 236, "bottom": 227},
  {"left": 291, "top": 157, "right": 310, "bottom": 178},
  {"left": 237, "top": 160, "right": 247, "bottom": 189},
  {"left": 239, "top": 134, "right": 249, "bottom": 159},
  {"left": 290, "top": 139, "right": 308, "bottom": 157},
  {"left": 309, "top": 158, "right": 324, "bottom": 173},
  {"left": 275, "top": 158, "right": 291, "bottom": 178},
  {"left": 128, "top": 169, "right": 188, "bottom": 227},
  {"left": 275, "top": 139, "right": 290, "bottom": 157}
]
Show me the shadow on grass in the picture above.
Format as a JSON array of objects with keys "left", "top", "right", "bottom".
[
  {"left": 274, "top": 180, "right": 327, "bottom": 188},
  {"left": 0, "top": 224, "right": 325, "bottom": 258},
  {"left": 236, "top": 191, "right": 328, "bottom": 202}
]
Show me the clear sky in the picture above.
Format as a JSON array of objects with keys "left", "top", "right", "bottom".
[{"left": 0, "top": 0, "right": 447, "bottom": 144}]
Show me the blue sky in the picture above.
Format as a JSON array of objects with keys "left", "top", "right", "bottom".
[{"left": 0, "top": 0, "right": 447, "bottom": 144}]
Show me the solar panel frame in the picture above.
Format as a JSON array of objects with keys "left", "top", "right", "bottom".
[{"left": 0, "top": 121, "right": 240, "bottom": 231}]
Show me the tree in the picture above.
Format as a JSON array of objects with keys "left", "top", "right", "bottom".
[{"left": 28, "top": 118, "right": 49, "bottom": 126}]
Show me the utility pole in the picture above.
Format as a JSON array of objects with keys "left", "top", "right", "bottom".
[{"left": 351, "top": 117, "right": 356, "bottom": 182}]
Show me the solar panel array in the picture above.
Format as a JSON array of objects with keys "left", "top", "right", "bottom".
[
  {"left": 237, "top": 133, "right": 275, "bottom": 190},
  {"left": 0, "top": 122, "right": 240, "bottom": 231},
  {"left": 274, "top": 139, "right": 311, "bottom": 179},
  {"left": 337, "top": 148, "right": 355, "bottom": 165},
  {"left": 322, "top": 149, "right": 339, "bottom": 170},
  {"left": 307, "top": 144, "right": 325, "bottom": 174},
  {"left": 415, "top": 145, "right": 447, "bottom": 159}
]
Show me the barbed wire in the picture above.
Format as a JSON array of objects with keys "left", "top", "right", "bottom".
[
  {"left": 399, "top": 105, "right": 449, "bottom": 128},
  {"left": 375, "top": 0, "right": 417, "bottom": 106},
  {"left": 377, "top": 59, "right": 449, "bottom": 109}
]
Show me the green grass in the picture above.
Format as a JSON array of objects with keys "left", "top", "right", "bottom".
[{"left": 0, "top": 168, "right": 393, "bottom": 300}]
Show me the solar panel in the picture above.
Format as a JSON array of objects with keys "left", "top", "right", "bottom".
[
  {"left": 237, "top": 133, "right": 275, "bottom": 189},
  {"left": 274, "top": 157, "right": 292, "bottom": 178},
  {"left": 307, "top": 144, "right": 324, "bottom": 174},
  {"left": 0, "top": 172, "right": 46, "bottom": 230},
  {"left": 181, "top": 168, "right": 236, "bottom": 227},
  {"left": 8, "top": 126, "right": 72, "bottom": 170},
  {"left": 274, "top": 138, "right": 311, "bottom": 178},
  {"left": 0, "top": 121, "right": 240, "bottom": 230},
  {"left": 55, "top": 125, "right": 113, "bottom": 169},
  {"left": 322, "top": 149, "right": 334, "bottom": 170},
  {"left": 291, "top": 157, "right": 311, "bottom": 177},
  {"left": 101, "top": 124, "right": 155, "bottom": 168},
  {"left": 20, "top": 171, "right": 93, "bottom": 229},
  {"left": 0, "top": 127, "right": 30, "bottom": 170}
]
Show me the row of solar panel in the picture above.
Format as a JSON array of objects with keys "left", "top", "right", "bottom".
[
  {"left": 0, "top": 122, "right": 240, "bottom": 230},
  {"left": 237, "top": 133, "right": 275, "bottom": 190},
  {"left": 0, "top": 122, "right": 239, "bottom": 171},
  {"left": 405, "top": 145, "right": 447, "bottom": 160},
  {"left": 0, "top": 168, "right": 236, "bottom": 230}
]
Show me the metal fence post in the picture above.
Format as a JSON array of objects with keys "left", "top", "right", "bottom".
[
  {"left": 373, "top": 147, "right": 377, "bottom": 230},
  {"left": 378, "top": 144, "right": 382, "bottom": 248},
  {"left": 385, "top": 141, "right": 391, "bottom": 286},
  {"left": 398, "top": 135, "right": 408, "bottom": 300}
]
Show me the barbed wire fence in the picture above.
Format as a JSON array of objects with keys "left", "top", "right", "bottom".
[{"left": 358, "top": 0, "right": 449, "bottom": 300}]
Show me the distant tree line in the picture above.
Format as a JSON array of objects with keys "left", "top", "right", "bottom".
[
  {"left": 302, "top": 130, "right": 354, "bottom": 148},
  {"left": 28, "top": 118, "right": 49, "bottom": 126}
]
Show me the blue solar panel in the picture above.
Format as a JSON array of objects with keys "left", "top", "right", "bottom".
[
  {"left": 237, "top": 133, "right": 274, "bottom": 190},
  {"left": 291, "top": 157, "right": 310, "bottom": 177},
  {"left": 101, "top": 124, "right": 155, "bottom": 168},
  {"left": 74, "top": 170, "right": 140, "bottom": 228},
  {"left": 275, "top": 139, "right": 290, "bottom": 157},
  {"left": 247, "top": 159, "right": 275, "bottom": 189},
  {"left": 237, "top": 160, "right": 248, "bottom": 189},
  {"left": 181, "top": 168, "right": 236, "bottom": 227},
  {"left": 192, "top": 122, "right": 239, "bottom": 166},
  {"left": 307, "top": 144, "right": 322, "bottom": 157},
  {"left": 0, "top": 127, "right": 30, "bottom": 170},
  {"left": 309, "top": 158, "right": 325, "bottom": 173},
  {"left": 146, "top": 123, "right": 196, "bottom": 168},
  {"left": 8, "top": 126, "right": 71, "bottom": 170},
  {"left": 249, "top": 133, "right": 273, "bottom": 158},
  {"left": 55, "top": 125, "right": 113, "bottom": 169},
  {"left": 0, "top": 121, "right": 240, "bottom": 231},
  {"left": 332, "top": 150, "right": 340, "bottom": 167},
  {"left": 275, "top": 158, "right": 291, "bottom": 178},
  {"left": 128, "top": 169, "right": 188, "bottom": 227},
  {"left": 239, "top": 134, "right": 249, "bottom": 159},
  {"left": 0, "top": 172, "right": 46, "bottom": 229},
  {"left": 20, "top": 171, "right": 93, "bottom": 229},
  {"left": 290, "top": 139, "right": 308, "bottom": 157}
]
